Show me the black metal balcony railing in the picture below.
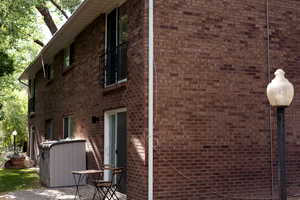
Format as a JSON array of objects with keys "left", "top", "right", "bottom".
[
  {"left": 28, "top": 97, "right": 35, "bottom": 113},
  {"left": 100, "top": 43, "right": 128, "bottom": 86}
]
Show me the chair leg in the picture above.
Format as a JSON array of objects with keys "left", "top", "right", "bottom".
[
  {"left": 102, "top": 187, "right": 110, "bottom": 200},
  {"left": 92, "top": 187, "right": 98, "bottom": 200},
  {"left": 108, "top": 187, "right": 119, "bottom": 200}
]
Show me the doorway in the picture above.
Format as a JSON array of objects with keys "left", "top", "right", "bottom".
[{"left": 104, "top": 108, "right": 127, "bottom": 194}]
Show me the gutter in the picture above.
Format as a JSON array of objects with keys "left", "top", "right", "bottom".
[
  {"left": 18, "top": 78, "right": 29, "bottom": 87},
  {"left": 148, "top": 0, "right": 154, "bottom": 199}
]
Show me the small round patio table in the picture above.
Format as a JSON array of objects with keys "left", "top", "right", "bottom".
[{"left": 72, "top": 170, "right": 103, "bottom": 200}]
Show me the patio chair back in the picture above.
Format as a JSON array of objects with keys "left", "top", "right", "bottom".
[
  {"left": 112, "top": 167, "right": 125, "bottom": 191},
  {"left": 101, "top": 164, "right": 115, "bottom": 181}
]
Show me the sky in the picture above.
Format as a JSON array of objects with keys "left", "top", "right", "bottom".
[{"left": 42, "top": 23, "right": 53, "bottom": 44}]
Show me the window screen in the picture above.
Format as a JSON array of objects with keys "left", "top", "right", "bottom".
[{"left": 45, "top": 119, "right": 53, "bottom": 140}]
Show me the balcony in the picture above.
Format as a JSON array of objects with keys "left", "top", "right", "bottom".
[
  {"left": 28, "top": 97, "right": 35, "bottom": 114},
  {"left": 101, "top": 43, "right": 128, "bottom": 87}
]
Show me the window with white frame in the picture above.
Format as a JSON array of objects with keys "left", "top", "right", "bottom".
[
  {"left": 64, "top": 43, "right": 75, "bottom": 69},
  {"left": 45, "top": 64, "right": 54, "bottom": 80},
  {"left": 45, "top": 119, "right": 53, "bottom": 140},
  {"left": 63, "top": 116, "right": 74, "bottom": 139},
  {"left": 104, "top": 5, "right": 128, "bottom": 86}
]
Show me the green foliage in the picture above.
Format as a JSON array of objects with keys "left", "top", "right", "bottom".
[
  {"left": 0, "top": 42, "right": 38, "bottom": 150},
  {"left": 0, "top": 90, "right": 28, "bottom": 149},
  {"left": 0, "top": 104, "right": 4, "bottom": 121},
  {"left": 0, "top": 0, "right": 42, "bottom": 76},
  {"left": 0, "top": 169, "right": 40, "bottom": 194},
  {"left": 0, "top": 1, "right": 41, "bottom": 148},
  {"left": 0, "top": 40, "right": 39, "bottom": 151},
  {"left": 0, "top": 0, "right": 38, "bottom": 45},
  {"left": 0, "top": 0, "right": 83, "bottom": 151},
  {"left": 0, "top": 51, "right": 14, "bottom": 77},
  {"left": 59, "top": 0, "right": 83, "bottom": 13}
]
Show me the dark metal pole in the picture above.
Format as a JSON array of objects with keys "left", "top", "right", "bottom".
[
  {"left": 13, "top": 135, "right": 16, "bottom": 154},
  {"left": 277, "top": 107, "right": 287, "bottom": 200},
  {"left": 14, "top": 135, "right": 16, "bottom": 153}
]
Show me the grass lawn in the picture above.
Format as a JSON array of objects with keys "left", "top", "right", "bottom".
[{"left": 0, "top": 168, "right": 40, "bottom": 194}]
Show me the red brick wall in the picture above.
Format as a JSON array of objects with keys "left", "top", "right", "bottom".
[
  {"left": 269, "top": 0, "right": 300, "bottom": 192},
  {"left": 154, "top": 0, "right": 300, "bottom": 199},
  {"left": 29, "top": 0, "right": 300, "bottom": 199},
  {"left": 29, "top": 0, "right": 148, "bottom": 199}
]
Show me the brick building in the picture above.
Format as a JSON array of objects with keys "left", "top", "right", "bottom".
[{"left": 19, "top": 0, "right": 300, "bottom": 199}]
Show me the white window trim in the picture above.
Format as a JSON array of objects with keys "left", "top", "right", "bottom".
[{"left": 104, "top": 107, "right": 127, "bottom": 180}]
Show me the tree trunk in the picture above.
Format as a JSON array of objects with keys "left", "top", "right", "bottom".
[
  {"left": 36, "top": 4, "right": 58, "bottom": 35},
  {"left": 50, "top": 0, "right": 69, "bottom": 19}
]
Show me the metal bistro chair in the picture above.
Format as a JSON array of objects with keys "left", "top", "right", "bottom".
[
  {"left": 92, "top": 166, "right": 125, "bottom": 200},
  {"left": 106, "top": 167, "right": 125, "bottom": 200},
  {"left": 92, "top": 165, "right": 114, "bottom": 200}
]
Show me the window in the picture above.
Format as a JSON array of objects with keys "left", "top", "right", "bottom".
[
  {"left": 45, "top": 119, "right": 53, "bottom": 140},
  {"left": 45, "top": 64, "right": 54, "bottom": 80},
  {"left": 64, "top": 43, "right": 75, "bottom": 69},
  {"left": 118, "top": 7, "right": 128, "bottom": 45},
  {"left": 28, "top": 79, "right": 36, "bottom": 113},
  {"left": 63, "top": 116, "right": 74, "bottom": 139},
  {"left": 29, "top": 79, "right": 35, "bottom": 98},
  {"left": 104, "top": 7, "right": 128, "bottom": 86},
  {"left": 64, "top": 47, "right": 70, "bottom": 68}
]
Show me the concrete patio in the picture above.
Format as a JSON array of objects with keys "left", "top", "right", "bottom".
[
  {"left": 2, "top": 186, "right": 300, "bottom": 200},
  {"left": 0, "top": 185, "right": 126, "bottom": 200}
]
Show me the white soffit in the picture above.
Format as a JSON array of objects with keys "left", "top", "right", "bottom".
[{"left": 19, "top": 0, "right": 126, "bottom": 81}]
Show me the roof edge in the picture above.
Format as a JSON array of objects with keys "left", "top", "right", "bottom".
[{"left": 19, "top": 0, "right": 91, "bottom": 81}]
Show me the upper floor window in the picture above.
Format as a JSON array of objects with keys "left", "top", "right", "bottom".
[
  {"left": 28, "top": 78, "right": 36, "bottom": 113},
  {"left": 45, "top": 119, "right": 54, "bottom": 140},
  {"left": 64, "top": 43, "right": 75, "bottom": 69},
  {"left": 45, "top": 64, "right": 54, "bottom": 80},
  {"left": 104, "top": 6, "right": 128, "bottom": 86},
  {"left": 29, "top": 78, "right": 35, "bottom": 98},
  {"left": 63, "top": 116, "right": 74, "bottom": 139},
  {"left": 118, "top": 6, "right": 128, "bottom": 45}
]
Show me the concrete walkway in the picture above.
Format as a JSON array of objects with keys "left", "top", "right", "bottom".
[
  {"left": 0, "top": 185, "right": 91, "bottom": 200},
  {"left": 0, "top": 185, "right": 126, "bottom": 200}
]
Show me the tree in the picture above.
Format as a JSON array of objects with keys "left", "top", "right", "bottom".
[
  {"left": 0, "top": 0, "right": 43, "bottom": 76},
  {"left": 0, "top": 0, "right": 83, "bottom": 78},
  {"left": 36, "top": 2, "right": 58, "bottom": 35},
  {"left": 0, "top": 0, "right": 82, "bottom": 74},
  {"left": 0, "top": 0, "right": 83, "bottom": 152},
  {"left": 0, "top": 90, "right": 28, "bottom": 150},
  {"left": 35, "top": 0, "right": 83, "bottom": 36},
  {"left": 0, "top": 51, "right": 14, "bottom": 77}
]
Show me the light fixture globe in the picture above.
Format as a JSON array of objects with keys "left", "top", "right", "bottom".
[
  {"left": 267, "top": 69, "right": 294, "bottom": 107},
  {"left": 12, "top": 131, "right": 17, "bottom": 136}
]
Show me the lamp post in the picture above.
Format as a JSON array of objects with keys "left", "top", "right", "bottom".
[
  {"left": 267, "top": 69, "right": 294, "bottom": 200},
  {"left": 12, "top": 131, "right": 17, "bottom": 154}
]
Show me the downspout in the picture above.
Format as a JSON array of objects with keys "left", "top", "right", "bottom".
[
  {"left": 41, "top": 55, "right": 47, "bottom": 78},
  {"left": 148, "top": 0, "right": 154, "bottom": 199}
]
